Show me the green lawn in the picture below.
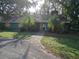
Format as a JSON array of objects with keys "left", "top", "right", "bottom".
[
  {"left": 0, "top": 32, "right": 32, "bottom": 39},
  {"left": 0, "top": 32, "right": 17, "bottom": 38},
  {"left": 41, "top": 34, "right": 79, "bottom": 59}
]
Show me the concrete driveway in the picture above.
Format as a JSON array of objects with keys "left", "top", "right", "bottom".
[{"left": 0, "top": 34, "right": 61, "bottom": 59}]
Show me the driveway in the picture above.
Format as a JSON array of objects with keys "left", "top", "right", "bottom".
[{"left": 0, "top": 34, "right": 61, "bottom": 59}]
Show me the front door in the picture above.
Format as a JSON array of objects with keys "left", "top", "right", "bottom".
[{"left": 40, "top": 23, "right": 48, "bottom": 32}]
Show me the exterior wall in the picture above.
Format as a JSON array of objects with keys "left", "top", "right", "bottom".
[
  {"left": 0, "top": 22, "right": 19, "bottom": 31},
  {"left": 9, "top": 23, "right": 19, "bottom": 31}
]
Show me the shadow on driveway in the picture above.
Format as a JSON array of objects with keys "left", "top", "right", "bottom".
[
  {"left": 21, "top": 43, "right": 30, "bottom": 59},
  {"left": 0, "top": 39, "right": 20, "bottom": 48}
]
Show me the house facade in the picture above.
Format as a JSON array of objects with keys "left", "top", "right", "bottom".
[{"left": 0, "top": 19, "right": 49, "bottom": 32}]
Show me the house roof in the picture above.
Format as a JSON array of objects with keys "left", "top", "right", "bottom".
[
  {"left": 11, "top": 15, "right": 48, "bottom": 23},
  {"left": 0, "top": 15, "right": 48, "bottom": 23},
  {"left": 34, "top": 14, "right": 48, "bottom": 23}
]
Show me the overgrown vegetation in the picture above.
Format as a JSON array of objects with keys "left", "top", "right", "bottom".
[
  {"left": 0, "top": 32, "right": 17, "bottom": 38},
  {"left": 41, "top": 35, "right": 79, "bottom": 59},
  {"left": 48, "top": 14, "right": 60, "bottom": 32},
  {"left": 0, "top": 32, "right": 31, "bottom": 39},
  {"left": 19, "top": 15, "right": 36, "bottom": 31},
  {"left": 41, "top": 0, "right": 79, "bottom": 33}
]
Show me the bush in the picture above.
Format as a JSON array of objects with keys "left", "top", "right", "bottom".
[
  {"left": 48, "top": 19, "right": 54, "bottom": 32},
  {"left": 48, "top": 15, "right": 59, "bottom": 32},
  {"left": 19, "top": 15, "right": 36, "bottom": 31}
]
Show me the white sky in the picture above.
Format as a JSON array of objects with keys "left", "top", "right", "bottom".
[{"left": 28, "top": 0, "right": 45, "bottom": 13}]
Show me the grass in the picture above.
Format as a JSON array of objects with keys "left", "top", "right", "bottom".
[
  {"left": 13, "top": 32, "right": 32, "bottom": 40},
  {"left": 0, "top": 32, "right": 32, "bottom": 39},
  {"left": 41, "top": 34, "right": 79, "bottom": 59},
  {"left": 0, "top": 32, "right": 17, "bottom": 38}
]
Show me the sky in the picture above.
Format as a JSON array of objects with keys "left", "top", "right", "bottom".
[{"left": 28, "top": 0, "right": 45, "bottom": 13}]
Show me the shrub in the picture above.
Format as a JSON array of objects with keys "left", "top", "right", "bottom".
[{"left": 19, "top": 15, "right": 36, "bottom": 31}]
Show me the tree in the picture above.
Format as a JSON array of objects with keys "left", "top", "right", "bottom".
[
  {"left": 0, "top": 0, "right": 31, "bottom": 21},
  {"left": 19, "top": 15, "right": 35, "bottom": 31},
  {"left": 46, "top": 0, "right": 79, "bottom": 32},
  {"left": 0, "top": 0, "right": 16, "bottom": 21},
  {"left": 60, "top": 0, "right": 79, "bottom": 32},
  {"left": 68, "top": 0, "right": 79, "bottom": 31}
]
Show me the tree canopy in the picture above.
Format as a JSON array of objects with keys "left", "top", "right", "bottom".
[
  {"left": 0, "top": 0, "right": 31, "bottom": 21},
  {"left": 43, "top": 0, "right": 79, "bottom": 32}
]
